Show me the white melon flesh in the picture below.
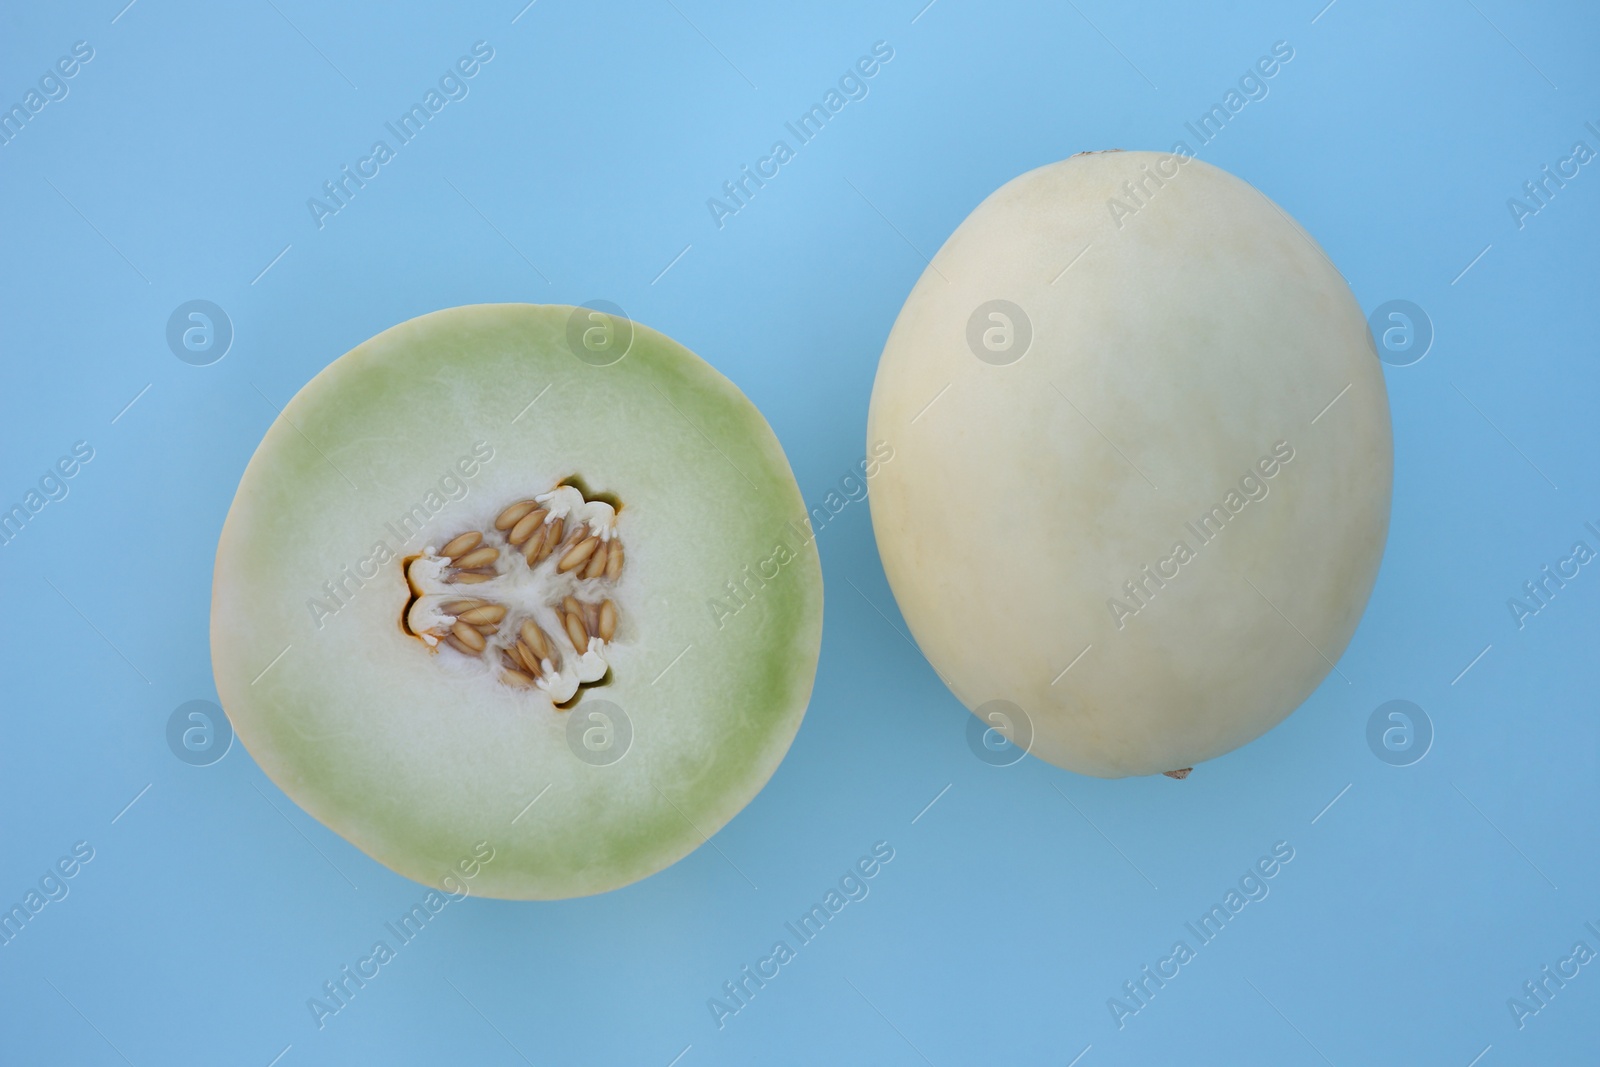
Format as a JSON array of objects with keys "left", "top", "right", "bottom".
[
  {"left": 212, "top": 304, "right": 822, "bottom": 898},
  {"left": 867, "top": 152, "right": 1392, "bottom": 778}
]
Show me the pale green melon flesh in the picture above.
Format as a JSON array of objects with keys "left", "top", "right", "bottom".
[
  {"left": 867, "top": 152, "right": 1392, "bottom": 778},
  {"left": 212, "top": 304, "right": 821, "bottom": 898}
]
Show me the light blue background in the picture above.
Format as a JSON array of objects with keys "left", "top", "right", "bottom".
[{"left": 2, "top": 1, "right": 1597, "bottom": 1063}]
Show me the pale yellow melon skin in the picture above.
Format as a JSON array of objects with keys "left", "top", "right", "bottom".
[{"left": 867, "top": 152, "right": 1391, "bottom": 778}]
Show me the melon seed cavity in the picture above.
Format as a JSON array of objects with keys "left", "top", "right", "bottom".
[{"left": 401, "top": 484, "right": 623, "bottom": 707}]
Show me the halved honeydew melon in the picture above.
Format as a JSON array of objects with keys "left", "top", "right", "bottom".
[{"left": 212, "top": 304, "right": 822, "bottom": 898}]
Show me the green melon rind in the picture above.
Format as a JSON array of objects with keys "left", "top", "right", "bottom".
[{"left": 211, "top": 304, "right": 822, "bottom": 899}]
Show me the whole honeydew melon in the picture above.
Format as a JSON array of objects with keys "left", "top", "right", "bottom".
[
  {"left": 867, "top": 151, "right": 1391, "bottom": 778},
  {"left": 212, "top": 304, "right": 821, "bottom": 898}
]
